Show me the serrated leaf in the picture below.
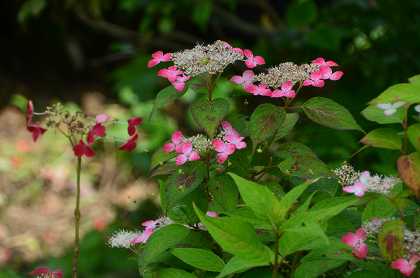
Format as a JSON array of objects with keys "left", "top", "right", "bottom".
[
  {"left": 193, "top": 205, "right": 273, "bottom": 262},
  {"left": 278, "top": 180, "right": 313, "bottom": 220},
  {"left": 217, "top": 256, "right": 270, "bottom": 278},
  {"left": 370, "top": 83, "right": 420, "bottom": 104},
  {"left": 228, "top": 173, "right": 282, "bottom": 226},
  {"left": 398, "top": 152, "right": 420, "bottom": 197},
  {"left": 249, "top": 104, "right": 286, "bottom": 146},
  {"left": 150, "top": 148, "right": 176, "bottom": 170},
  {"left": 171, "top": 248, "right": 224, "bottom": 272},
  {"left": 208, "top": 175, "right": 239, "bottom": 213},
  {"left": 275, "top": 113, "right": 299, "bottom": 140},
  {"left": 150, "top": 86, "right": 180, "bottom": 119},
  {"left": 302, "top": 97, "right": 362, "bottom": 131},
  {"left": 408, "top": 123, "right": 420, "bottom": 151},
  {"left": 191, "top": 98, "right": 229, "bottom": 137},
  {"left": 361, "top": 105, "right": 404, "bottom": 124},
  {"left": 362, "top": 196, "right": 397, "bottom": 221},
  {"left": 377, "top": 220, "right": 405, "bottom": 261},
  {"left": 360, "top": 128, "right": 402, "bottom": 150}
]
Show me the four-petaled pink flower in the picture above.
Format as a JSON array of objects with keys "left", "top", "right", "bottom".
[
  {"left": 73, "top": 140, "right": 95, "bottom": 157},
  {"left": 303, "top": 71, "right": 326, "bottom": 88},
  {"left": 175, "top": 142, "right": 200, "bottom": 165},
  {"left": 244, "top": 83, "right": 271, "bottom": 96},
  {"left": 312, "top": 57, "right": 339, "bottom": 67},
  {"left": 127, "top": 117, "right": 143, "bottom": 136},
  {"left": 224, "top": 131, "right": 246, "bottom": 150},
  {"left": 319, "top": 66, "right": 344, "bottom": 81},
  {"left": 391, "top": 255, "right": 420, "bottom": 277},
  {"left": 29, "top": 267, "right": 63, "bottom": 278},
  {"left": 148, "top": 51, "right": 172, "bottom": 68},
  {"left": 341, "top": 228, "right": 368, "bottom": 259},
  {"left": 171, "top": 74, "right": 190, "bottom": 92},
  {"left": 26, "top": 100, "right": 47, "bottom": 142},
  {"left": 158, "top": 66, "right": 184, "bottom": 83},
  {"left": 243, "top": 49, "right": 265, "bottom": 69},
  {"left": 163, "top": 131, "right": 185, "bottom": 153},
  {"left": 230, "top": 70, "right": 254, "bottom": 86},
  {"left": 119, "top": 133, "right": 138, "bottom": 152},
  {"left": 212, "top": 139, "right": 236, "bottom": 164},
  {"left": 271, "top": 80, "right": 296, "bottom": 99}
]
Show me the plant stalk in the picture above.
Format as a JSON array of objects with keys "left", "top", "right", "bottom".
[
  {"left": 72, "top": 157, "right": 82, "bottom": 278},
  {"left": 272, "top": 232, "right": 280, "bottom": 278}
]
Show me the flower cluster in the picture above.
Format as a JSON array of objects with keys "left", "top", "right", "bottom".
[
  {"left": 334, "top": 164, "right": 400, "bottom": 197},
  {"left": 377, "top": 101, "right": 406, "bottom": 116},
  {"left": 25, "top": 101, "right": 143, "bottom": 157},
  {"left": 163, "top": 121, "right": 246, "bottom": 165},
  {"left": 29, "top": 267, "right": 63, "bottom": 278},
  {"left": 232, "top": 57, "right": 343, "bottom": 99},
  {"left": 148, "top": 40, "right": 265, "bottom": 92}
]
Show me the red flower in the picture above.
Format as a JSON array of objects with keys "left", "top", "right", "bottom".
[
  {"left": 87, "top": 123, "right": 106, "bottom": 144},
  {"left": 127, "top": 117, "right": 143, "bottom": 136},
  {"left": 26, "top": 100, "right": 47, "bottom": 142},
  {"left": 29, "top": 267, "right": 63, "bottom": 278},
  {"left": 73, "top": 140, "right": 95, "bottom": 157},
  {"left": 119, "top": 133, "right": 138, "bottom": 152}
]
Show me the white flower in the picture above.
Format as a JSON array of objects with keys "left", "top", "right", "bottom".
[
  {"left": 108, "top": 229, "right": 142, "bottom": 249},
  {"left": 377, "top": 101, "right": 405, "bottom": 116}
]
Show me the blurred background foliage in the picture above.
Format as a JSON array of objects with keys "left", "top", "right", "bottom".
[{"left": 1, "top": 0, "right": 420, "bottom": 276}]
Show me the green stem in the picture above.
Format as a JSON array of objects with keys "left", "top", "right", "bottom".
[
  {"left": 72, "top": 157, "right": 82, "bottom": 278},
  {"left": 402, "top": 107, "right": 409, "bottom": 154},
  {"left": 272, "top": 232, "right": 280, "bottom": 278}
]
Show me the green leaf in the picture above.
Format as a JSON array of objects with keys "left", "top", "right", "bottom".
[
  {"left": 171, "top": 248, "right": 225, "bottom": 272},
  {"left": 277, "top": 180, "right": 313, "bottom": 220},
  {"left": 302, "top": 97, "right": 362, "bottom": 131},
  {"left": 287, "top": 0, "right": 317, "bottom": 28},
  {"left": 229, "top": 173, "right": 282, "bottom": 226},
  {"left": 360, "top": 128, "right": 402, "bottom": 150},
  {"left": 277, "top": 142, "right": 329, "bottom": 179},
  {"left": 208, "top": 175, "right": 239, "bottom": 213},
  {"left": 150, "top": 148, "right": 176, "bottom": 170},
  {"left": 249, "top": 103, "right": 286, "bottom": 147},
  {"left": 18, "top": 0, "right": 46, "bottom": 23},
  {"left": 362, "top": 196, "right": 397, "bottom": 221},
  {"left": 279, "top": 222, "right": 329, "bottom": 256},
  {"left": 275, "top": 113, "right": 299, "bottom": 140},
  {"left": 141, "top": 224, "right": 191, "bottom": 266},
  {"left": 370, "top": 83, "right": 420, "bottom": 104},
  {"left": 156, "top": 268, "right": 197, "bottom": 278},
  {"left": 191, "top": 98, "right": 229, "bottom": 137},
  {"left": 217, "top": 256, "right": 270, "bottom": 278},
  {"left": 361, "top": 104, "right": 404, "bottom": 124},
  {"left": 193, "top": 205, "right": 273, "bottom": 262},
  {"left": 397, "top": 152, "right": 420, "bottom": 197},
  {"left": 377, "top": 220, "right": 405, "bottom": 261},
  {"left": 150, "top": 86, "right": 180, "bottom": 119},
  {"left": 408, "top": 123, "right": 420, "bottom": 151},
  {"left": 409, "top": 74, "right": 420, "bottom": 84}
]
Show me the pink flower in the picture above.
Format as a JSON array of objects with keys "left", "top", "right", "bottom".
[
  {"left": 29, "top": 267, "right": 63, "bottom": 278},
  {"left": 319, "top": 66, "right": 344, "bottom": 81},
  {"left": 175, "top": 142, "right": 200, "bottom": 165},
  {"left": 391, "top": 255, "right": 420, "bottom": 277},
  {"left": 158, "top": 66, "right": 184, "bottom": 83},
  {"left": 312, "top": 57, "right": 339, "bottom": 67},
  {"left": 73, "top": 140, "right": 95, "bottom": 157},
  {"left": 213, "top": 139, "right": 236, "bottom": 164},
  {"left": 171, "top": 74, "right": 190, "bottom": 92},
  {"left": 221, "top": 121, "right": 235, "bottom": 135},
  {"left": 303, "top": 70, "right": 325, "bottom": 88},
  {"left": 271, "top": 80, "right": 296, "bottom": 99},
  {"left": 244, "top": 83, "right": 272, "bottom": 96},
  {"left": 127, "top": 117, "right": 143, "bottom": 136},
  {"left": 220, "top": 121, "right": 247, "bottom": 150},
  {"left": 230, "top": 70, "right": 254, "bottom": 86},
  {"left": 163, "top": 131, "right": 185, "bottom": 153},
  {"left": 131, "top": 228, "right": 154, "bottom": 244},
  {"left": 206, "top": 211, "right": 219, "bottom": 218},
  {"left": 341, "top": 228, "right": 368, "bottom": 259},
  {"left": 119, "top": 133, "right": 138, "bottom": 152},
  {"left": 343, "top": 181, "right": 367, "bottom": 197},
  {"left": 147, "top": 51, "right": 172, "bottom": 68},
  {"left": 95, "top": 113, "right": 110, "bottom": 123},
  {"left": 221, "top": 41, "right": 243, "bottom": 55},
  {"left": 243, "top": 49, "right": 265, "bottom": 69},
  {"left": 87, "top": 123, "right": 106, "bottom": 144}
]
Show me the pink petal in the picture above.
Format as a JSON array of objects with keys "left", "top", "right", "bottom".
[
  {"left": 244, "top": 83, "right": 257, "bottom": 94},
  {"left": 341, "top": 232, "right": 359, "bottom": 246},
  {"left": 326, "top": 60, "right": 338, "bottom": 67},
  {"left": 245, "top": 59, "right": 257, "bottom": 69},
  {"left": 330, "top": 71, "right": 344, "bottom": 81},
  {"left": 235, "top": 141, "right": 247, "bottom": 149},
  {"left": 253, "top": 56, "right": 265, "bottom": 65},
  {"left": 353, "top": 242, "right": 368, "bottom": 259},
  {"left": 284, "top": 90, "right": 296, "bottom": 99},
  {"left": 303, "top": 79, "right": 313, "bottom": 87},
  {"left": 243, "top": 49, "right": 253, "bottom": 58},
  {"left": 216, "top": 153, "right": 229, "bottom": 164},
  {"left": 225, "top": 143, "right": 236, "bottom": 155},
  {"left": 355, "top": 228, "right": 367, "bottom": 240},
  {"left": 176, "top": 154, "right": 188, "bottom": 165},
  {"left": 312, "top": 79, "right": 325, "bottom": 88},
  {"left": 147, "top": 59, "right": 160, "bottom": 68},
  {"left": 172, "top": 80, "right": 186, "bottom": 92},
  {"left": 152, "top": 51, "right": 164, "bottom": 59},
  {"left": 180, "top": 142, "right": 193, "bottom": 154},
  {"left": 233, "top": 48, "right": 244, "bottom": 55},
  {"left": 163, "top": 143, "right": 174, "bottom": 153},
  {"left": 312, "top": 57, "right": 325, "bottom": 65},
  {"left": 243, "top": 70, "right": 255, "bottom": 81},
  {"left": 230, "top": 75, "right": 243, "bottom": 84},
  {"left": 189, "top": 151, "right": 200, "bottom": 161},
  {"left": 310, "top": 71, "right": 323, "bottom": 80},
  {"left": 212, "top": 139, "right": 225, "bottom": 152},
  {"left": 172, "top": 131, "right": 184, "bottom": 144},
  {"left": 319, "top": 66, "right": 332, "bottom": 79},
  {"left": 271, "top": 89, "right": 285, "bottom": 98},
  {"left": 391, "top": 259, "right": 415, "bottom": 277},
  {"left": 161, "top": 53, "right": 172, "bottom": 62},
  {"left": 142, "top": 220, "right": 157, "bottom": 228},
  {"left": 96, "top": 113, "right": 109, "bottom": 123},
  {"left": 281, "top": 80, "right": 293, "bottom": 92},
  {"left": 206, "top": 211, "right": 219, "bottom": 218}
]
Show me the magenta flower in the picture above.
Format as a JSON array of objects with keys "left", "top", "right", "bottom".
[
  {"left": 221, "top": 121, "right": 235, "bottom": 135},
  {"left": 175, "top": 142, "right": 200, "bottom": 165},
  {"left": 312, "top": 57, "right": 339, "bottom": 67},
  {"left": 230, "top": 70, "right": 254, "bottom": 86},
  {"left": 244, "top": 83, "right": 272, "bottom": 96},
  {"left": 157, "top": 66, "right": 184, "bottom": 83},
  {"left": 319, "top": 66, "right": 344, "bottom": 81},
  {"left": 127, "top": 117, "right": 143, "bottom": 136},
  {"left": 119, "top": 133, "right": 138, "bottom": 152},
  {"left": 29, "top": 267, "right": 63, "bottom": 278},
  {"left": 271, "top": 80, "right": 296, "bottom": 99},
  {"left": 212, "top": 139, "right": 235, "bottom": 164},
  {"left": 206, "top": 211, "right": 219, "bottom": 218},
  {"left": 391, "top": 255, "right": 420, "bottom": 277},
  {"left": 73, "top": 140, "right": 95, "bottom": 158},
  {"left": 224, "top": 132, "right": 246, "bottom": 150},
  {"left": 171, "top": 74, "right": 190, "bottom": 92},
  {"left": 87, "top": 123, "right": 106, "bottom": 144},
  {"left": 303, "top": 71, "right": 325, "bottom": 88},
  {"left": 243, "top": 49, "right": 265, "bottom": 69},
  {"left": 341, "top": 228, "right": 368, "bottom": 259},
  {"left": 343, "top": 181, "right": 367, "bottom": 197},
  {"left": 163, "top": 131, "right": 185, "bottom": 153},
  {"left": 147, "top": 51, "right": 172, "bottom": 68}
]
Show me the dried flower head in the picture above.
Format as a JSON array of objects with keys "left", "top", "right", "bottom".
[
  {"left": 45, "top": 103, "right": 91, "bottom": 136},
  {"left": 333, "top": 163, "right": 360, "bottom": 186},
  {"left": 404, "top": 230, "right": 420, "bottom": 255},
  {"left": 254, "top": 62, "right": 319, "bottom": 89},
  {"left": 171, "top": 40, "right": 243, "bottom": 77}
]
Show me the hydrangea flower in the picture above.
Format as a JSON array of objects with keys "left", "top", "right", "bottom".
[
  {"left": 377, "top": 101, "right": 405, "bottom": 116},
  {"left": 391, "top": 255, "right": 420, "bottom": 277},
  {"left": 175, "top": 142, "right": 200, "bottom": 165},
  {"left": 163, "top": 131, "right": 185, "bottom": 153},
  {"left": 341, "top": 228, "right": 368, "bottom": 259},
  {"left": 87, "top": 122, "right": 106, "bottom": 144},
  {"left": 343, "top": 180, "right": 368, "bottom": 197},
  {"left": 212, "top": 139, "right": 236, "bottom": 164},
  {"left": 127, "top": 117, "right": 143, "bottom": 136},
  {"left": 243, "top": 49, "right": 265, "bottom": 69},
  {"left": 147, "top": 51, "right": 172, "bottom": 68},
  {"left": 119, "top": 133, "right": 138, "bottom": 152},
  {"left": 312, "top": 57, "right": 339, "bottom": 67},
  {"left": 244, "top": 83, "right": 272, "bottom": 96},
  {"left": 73, "top": 140, "right": 95, "bottom": 157},
  {"left": 230, "top": 70, "right": 254, "bottom": 86},
  {"left": 271, "top": 80, "right": 296, "bottom": 99},
  {"left": 26, "top": 100, "right": 47, "bottom": 142}
]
